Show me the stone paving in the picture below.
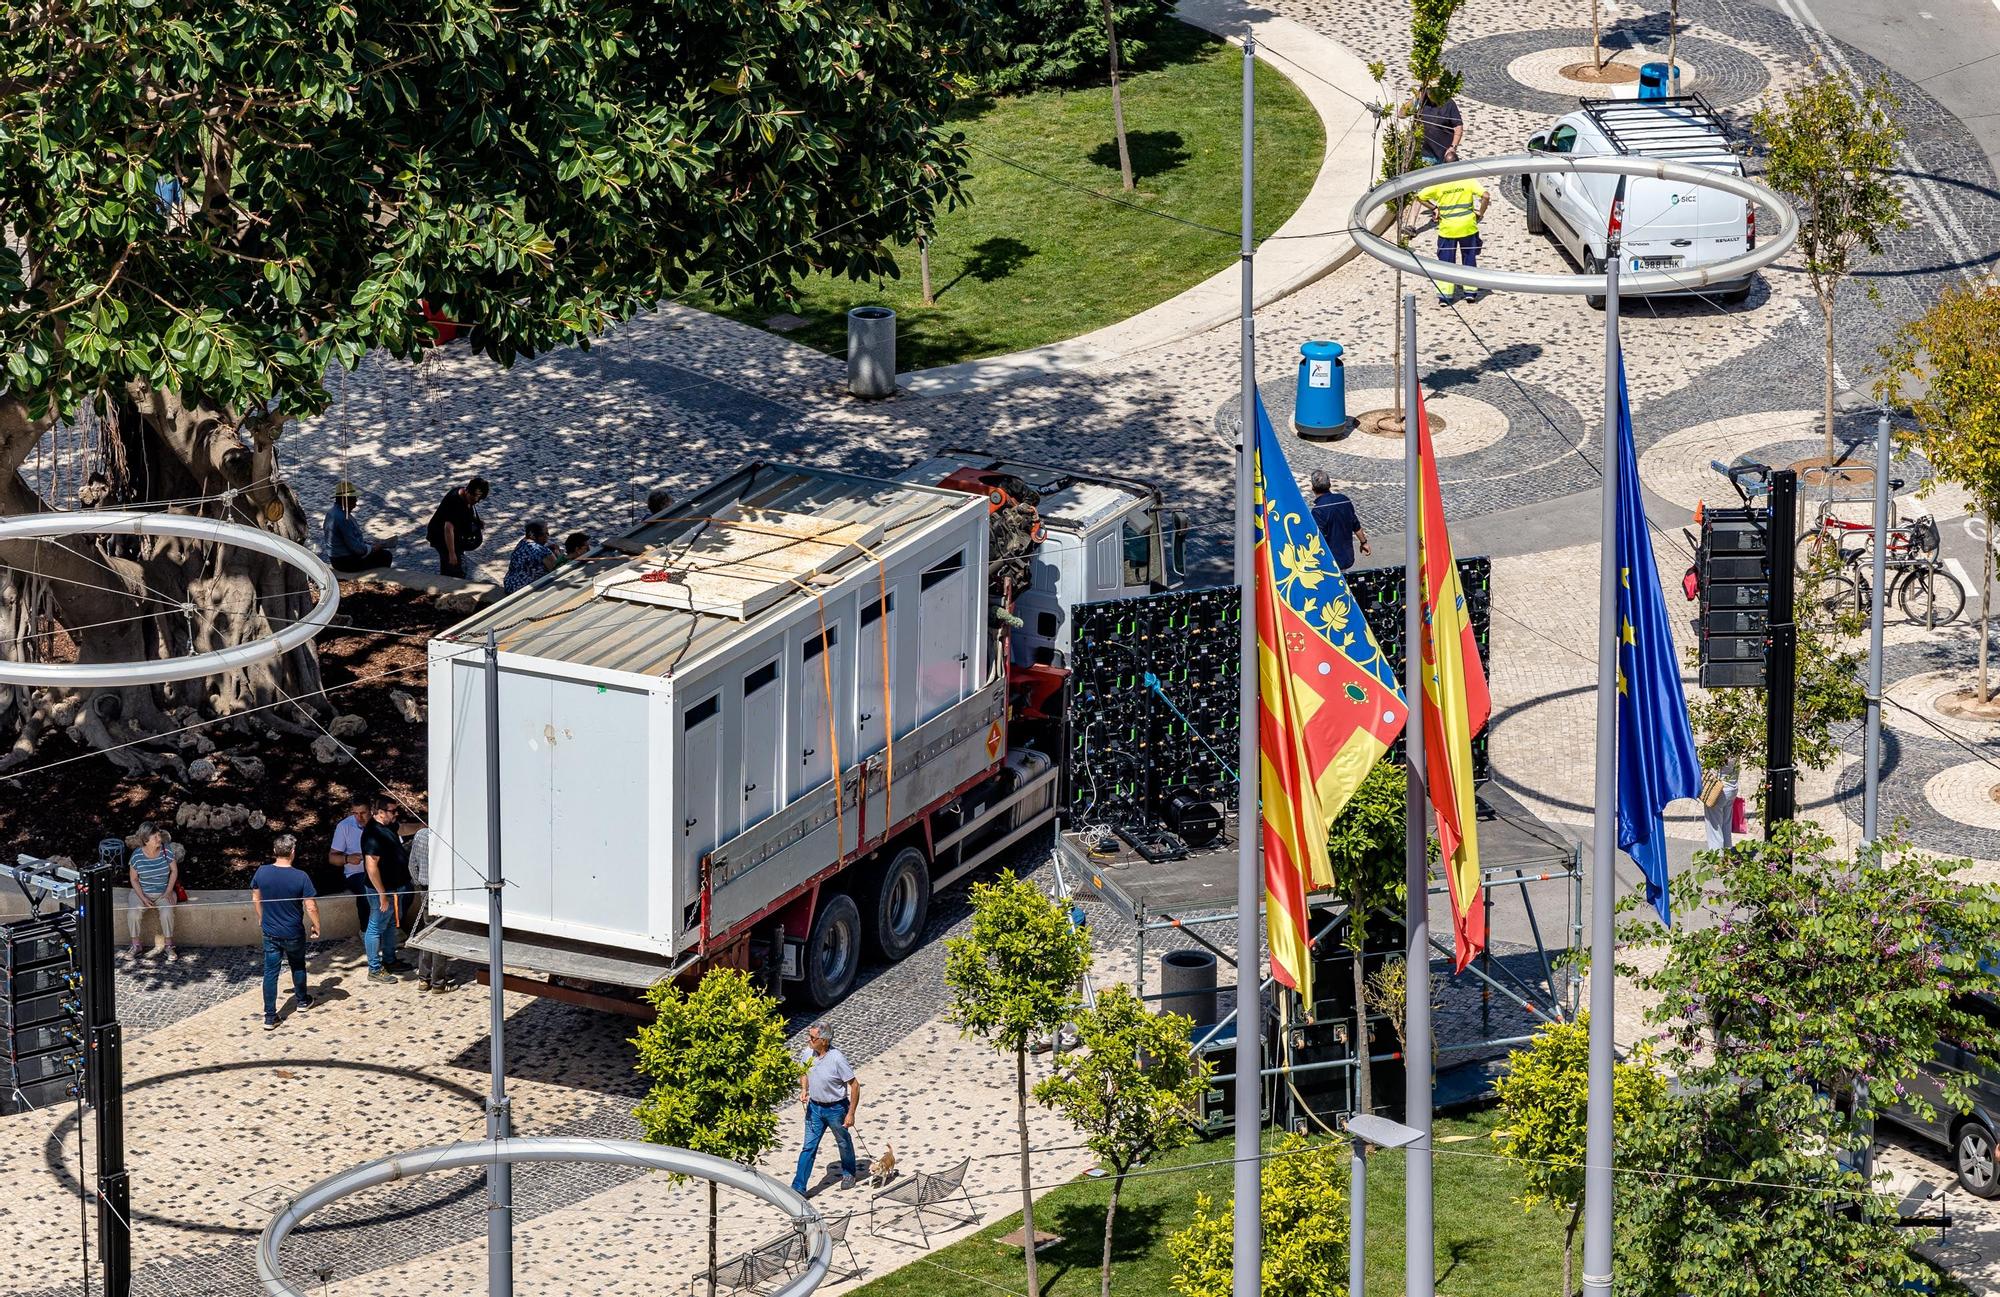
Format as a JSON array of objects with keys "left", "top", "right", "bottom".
[{"left": 12, "top": 0, "right": 2000, "bottom": 1290}]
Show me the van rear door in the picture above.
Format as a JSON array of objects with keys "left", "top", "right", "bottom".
[{"left": 1618, "top": 174, "right": 1705, "bottom": 276}]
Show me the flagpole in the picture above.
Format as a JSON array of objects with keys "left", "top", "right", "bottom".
[
  {"left": 1400, "top": 291, "right": 1434, "bottom": 1297},
  {"left": 1231, "top": 31, "right": 1263, "bottom": 1297},
  {"left": 1581, "top": 252, "right": 1623, "bottom": 1297}
]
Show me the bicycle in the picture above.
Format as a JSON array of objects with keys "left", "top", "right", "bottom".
[
  {"left": 1809, "top": 519, "right": 1965, "bottom": 630},
  {"left": 1793, "top": 478, "right": 1925, "bottom": 573}
]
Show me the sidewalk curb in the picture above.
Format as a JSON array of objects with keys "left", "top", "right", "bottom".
[{"left": 898, "top": 0, "right": 1391, "bottom": 399}]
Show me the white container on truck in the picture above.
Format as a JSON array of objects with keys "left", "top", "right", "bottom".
[{"left": 415, "top": 455, "right": 1178, "bottom": 1009}]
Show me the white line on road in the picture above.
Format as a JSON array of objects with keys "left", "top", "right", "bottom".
[
  {"left": 1773, "top": 0, "right": 1985, "bottom": 284},
  {"left": 1947, "top": 556, "right": 1977, "bottom": 604}
]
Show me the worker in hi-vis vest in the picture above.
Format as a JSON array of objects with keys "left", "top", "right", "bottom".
[{"left": 1413, "top": 174, "right": 1490, "bottom": 305}]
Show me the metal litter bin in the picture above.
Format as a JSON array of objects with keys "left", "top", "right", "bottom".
[
  {"left": 847, "top": 306, "right": 897, "bottom": 399},
  {"left": 1159, "top": 948, "right": 1218, "bottom": 1027},
  {"left": 1638, "top": 61, "right": 1679, "bottom": 100}
]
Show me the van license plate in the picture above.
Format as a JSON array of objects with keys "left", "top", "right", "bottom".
[{"left": 1633, "top": 256, "right": 1683, "bottom": 270}]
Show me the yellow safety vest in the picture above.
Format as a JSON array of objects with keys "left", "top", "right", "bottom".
[{"left": 1416, "top": 179, "right": 1485, "bottom": 238}]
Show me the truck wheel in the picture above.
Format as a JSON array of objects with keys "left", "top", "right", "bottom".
[
  {"left": 804, "top": 892, "right": 862, "bottom": 1008},
  {"left": 868, "top": 846, "right": 932, "bottom": 963}
]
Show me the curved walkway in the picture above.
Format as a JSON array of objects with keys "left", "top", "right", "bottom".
[{"left": 897, "top": 0, "right": 1391, "bottom": 397}]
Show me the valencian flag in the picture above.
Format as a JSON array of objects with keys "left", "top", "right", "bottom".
[
  {"left": 1611, "top": 354, "right": 1703, "bottom": 924},
  {"left": 1413, "top": 388, "right": 1490, "bottom": 972},
  {"left": 1253, "top": 393, "right": 1409, "bottom": 1006}
]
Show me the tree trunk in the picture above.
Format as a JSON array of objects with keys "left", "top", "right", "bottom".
[
  {"left": 0, "top": 386, "right": 327, "bottom": 772},
  {"left": 1666, "top": 0, "right": 1680, "bottom": 81},
  {"left": 1563, "top": 1198, "right": 1582, "bottom": 1297},
  {"left": 1982, "top": 505, "right": 1994, "bottom": 704},
  {"left": 1591, "top": 0, "right": 1604, "bottom": 69},
  {"left": 1103, "top": 0, "right": 1135, "bottom": 192},
  {"left": 1821, "top": 295, "right": 1838, "bottom": 468},
  {"left": 1100, "top": 1172, "right": 1124, "bottom": 1297},
  {"left": 1017, "top": 1045, "right": 1041, "bottom": 1295},
  {"left": 920, "top": 240, "right": 935, "bottom": 307},
  {"left": 1351, "top": 909, "right": 1374, "bottom": 1117},
  {"left": 707, "top": 1179, "right": 719, "bottom": 1297}
]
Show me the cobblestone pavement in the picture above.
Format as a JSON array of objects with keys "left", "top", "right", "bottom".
[{"left": 13, "top": 0, "right": 1998, "bottom": 1290}]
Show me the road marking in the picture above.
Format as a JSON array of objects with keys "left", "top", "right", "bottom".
[
  {"left": 1947, "top": 556, "right": 1978, "bottom": 608},
  {"left": 1772, "top": 0, "right": 1984, "bottom": 284}
]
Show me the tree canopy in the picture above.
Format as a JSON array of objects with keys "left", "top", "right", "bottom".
[{"left": 0, "top": 0, "right": 988, "bottom": 763}]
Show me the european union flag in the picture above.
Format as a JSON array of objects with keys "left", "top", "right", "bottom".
[{"left": 1613, "top": 355, "right": 1703, "bottom": 925}]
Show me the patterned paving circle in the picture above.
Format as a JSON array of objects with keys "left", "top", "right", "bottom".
[
  {"left": 1887, "top": 669, "right": 2000, "bottom": 744},
  {"left": 1504, "top": 47, "right": 1704, "bottom": 100},
  {"left": 1320, "top": 388, "right": 1509, "bottom": 461},
  {"left": 1925, "top": 761, "right": 2000, "bottom": 832},
  {"left": 1451, "top": 30, "right": 1772, "bottom": 117}
]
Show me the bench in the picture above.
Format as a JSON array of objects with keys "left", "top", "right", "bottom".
[{"left": 869, "top": 1157, "right": 980, "bottom": 1247}]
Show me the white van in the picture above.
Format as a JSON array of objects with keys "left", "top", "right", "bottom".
[{"left": 1524, "top": 94, "right": 1756, "bottom": 308}]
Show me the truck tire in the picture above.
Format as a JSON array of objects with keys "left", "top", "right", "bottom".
[
  {"left": 867, "top": 846, "right": 932, "bottom": 963},
  {"left": 1523, "top": 181, "right": 1546, "bottom": 236},
  {"left": 1583, "top": 252, "right": 1607, "bottom": 311},
  {"left": 804, "top": 892, "right": 862, "bottom": 1008}
]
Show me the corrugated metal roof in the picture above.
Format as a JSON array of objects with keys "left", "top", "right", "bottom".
[{"left": 440, "top": 463, "right": 973, "bottom": 679}]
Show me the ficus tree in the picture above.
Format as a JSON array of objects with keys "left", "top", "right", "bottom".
[
  {"left": 1034, "top": 983, "right": 1209, "bottom": 1297},
  {"left": 632, "top": 968, "right": 801, "bottom": 1297},
  {"left": 944, "top": 871, "right": 1093, "bottom": 1297},
  {"left": 1491, "top": 1015, "right": 1665, "bottom": 1297},
  {"left": 0, "top": 0, "right": 985, "bottom": 771},
  {"left": 1881, "top": 283, "right": 2000, "bottom": 701},
  {"left": 1324, "top": 759, "right": 1409, "bottom": 1122},
  {"left": 1752, "top": 75, "right": 1909, "bottom": 467},
  {"left": 1167, "top": 1135, "right": 1347, "bottom": 1297}
]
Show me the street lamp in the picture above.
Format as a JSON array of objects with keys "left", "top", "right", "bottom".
[{"left": 1345, "top": 1112, "right": 1424, "bottom": 1296}]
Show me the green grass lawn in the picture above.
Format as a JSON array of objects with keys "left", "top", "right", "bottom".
[
  {"left": 700, "top": 24, "right": 1324, "bottom": 370},
  {"left": 852, "top": 1110, "right": 1571, "bottom": 1297}
]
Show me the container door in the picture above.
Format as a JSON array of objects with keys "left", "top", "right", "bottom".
[
  {"left": 681, "top": 693, "right": 724, "bottom": 881},
  {"left": 917, "top": 551, "right": 969, "bottom": 723},
  {"left": 798, "top": 624, "right": 840, "bottom": 794},
  {"left": 856, "top": 591, "right": 895, "bottom": 757},
  {"left": 741, "top": 659, "right": 782, "bottom": 828}
]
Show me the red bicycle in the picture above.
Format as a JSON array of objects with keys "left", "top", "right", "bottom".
[{"left": 1793, "top": 479, "right": 1926, "bottom": 573}]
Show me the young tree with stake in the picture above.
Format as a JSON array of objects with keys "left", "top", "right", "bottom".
[
  {"left": 1035, "top": 983, "right": 1209, "bottom": 1297},
  {"left": 944, "top": 872, "right": 1093, "bottom": 1296},
  {"left": 1492, "top": 1015, "right": 1665, "bottom": 1297},
  {"left": 1323, "top": 761, "right": 1409, "bottom": 1122},
  {"left": 1753, "top": 75, "right": 1909, "bottom": 468},
  {"left": 1881, "top": 284, "right": 2000, "bottom": 702},
  {"left": 632, "top": 969, "right": 801, "bottom": 1297}
]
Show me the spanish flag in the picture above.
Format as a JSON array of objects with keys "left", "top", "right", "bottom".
[
  {"left": 1253, "top": 394, "right": 1409, "bottom": 1007},
  {"left": 1413, "top": 387, "right": 1490, "bottom": 972}
]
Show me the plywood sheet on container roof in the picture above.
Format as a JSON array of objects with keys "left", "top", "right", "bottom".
[{"left": 592, "top": 507, "right": 886, "bottom": 620}]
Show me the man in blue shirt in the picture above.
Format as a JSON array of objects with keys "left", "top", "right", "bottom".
[
  {"left": 503, "top": 520, "right": 558, "bottom": 595},
  {"left": 1308, "top": 469, "right": 1370, "bottom": 570},
  {"left": 251, "top": 834, "right": 321, "bottom": 1030},
  {"left": 325, "top": 483, "right": 392, "bottom": 573}
]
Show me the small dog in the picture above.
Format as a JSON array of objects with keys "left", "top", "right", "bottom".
[{"left": 868, "top": 1144, "right": 897, "bottom": 1188}]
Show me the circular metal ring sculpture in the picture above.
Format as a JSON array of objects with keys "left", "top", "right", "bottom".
[
  {"left": 1350, "top": 154, "right": 1799, "bottom": 295},
  {"left": 255, "top": 1137, "right": 833, "bottom": 1297},
  {"left": 0, "top": 510, "right": 339, "bottom": 687}
]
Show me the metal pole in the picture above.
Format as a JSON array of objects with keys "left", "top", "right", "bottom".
[
  {"left": 1864, "top": 403, "right": 1890, "bottom": 845},
  {"left": 80, "top": 861, "right": 130, "bottom": 1297},
  {"left": 1765, "top": 470, "right": 1799, "bottom": 834},
  {"left": 1401, "top": 292, "right": 1433, "bottom": 1297},
  {"left": 1350, "top": 1135, "right": 1368, "bottom": 1297},
  {"left": 1581, "top": 254, "right": 1622, "bottom": 1297},
  {"left": 1232, "top": 32, "right": 1263, "bottom": 1297},
  {"left": 483, "top": 631, "right": 514, "bottom": 1297}
]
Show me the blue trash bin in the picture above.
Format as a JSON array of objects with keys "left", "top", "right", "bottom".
[
  {"left": 1295, "top": 340, "right": 1348, "bottom": 439},
  {"left": 1638, "top": 61, "right": 1676, "bottom": 99}
]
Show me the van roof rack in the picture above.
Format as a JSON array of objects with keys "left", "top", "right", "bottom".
[{"left": 1580, "top": 93, "right": 1735, "bottom": 158}]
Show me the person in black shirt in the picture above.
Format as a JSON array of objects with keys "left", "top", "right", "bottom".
[
  {"left": 359, "top": 796, "right": 413, "bottom": 981},
  {"left": 1308, "top": 469, "right": 1369, "bottom": 571},
  {"left": 426, "top": 476, "right": 490, "bottom": 578}
]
